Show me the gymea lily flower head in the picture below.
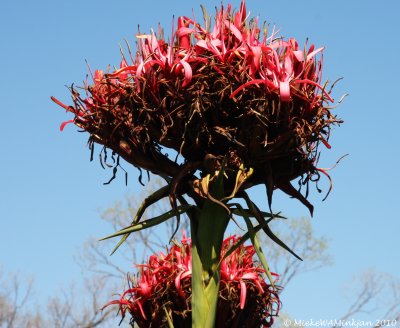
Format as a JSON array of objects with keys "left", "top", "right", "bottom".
[
  {"left": 52, "top": 0, "right": 342, "bottom": 213},
  {"left": 105, "top": 235, "right": 281, "bottom": 328}
]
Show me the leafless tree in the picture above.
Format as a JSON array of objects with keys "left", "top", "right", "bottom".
[
  {"left": 0, "top": 270, "right": 33, "bottom": 328},
  {"left": 0, "top": 268, "right": 40, "bottom": 328},
  {"left": 0, "top": 267, "right": 120, "bottom": 328},
  {"left": 262, "top": 224, "right": 400, "bottom": 328},
  {"left": 334, "top": 269, "right": 400, "bottom": 327},
  {"left": 260, "top": 217, "right": 333, "bottom": 288},
  {"left": 43, "top": 278, "right": 116, "bottom": 328}
]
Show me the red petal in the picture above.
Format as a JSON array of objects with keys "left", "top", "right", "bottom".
[
  {"left": 230, "top": 79, "right": 276, "bottom": 99},
  {"left": 240, "top": 280, "right": 247, "bottom": 309},
  {"left": 224, "top": 19, "right": 243, "bottom": 42},
  {"left": 60, "top": 119, "right": 74, "bottom": 131},
  {"left": 279, "top": 80, "right": 291, "bottom": 102},
  {"left": 51, "top": 96, "right": 73, "bottom": 112},
  {"left": 179, "top": 60, "right": 192, "bottom": 87}
]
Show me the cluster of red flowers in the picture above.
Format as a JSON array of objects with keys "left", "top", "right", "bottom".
[
  {"left": 52, "top": 0, "right": 341, "bottom": 213},
  {"left": 105, "top": 235, "right": 280, "bottom": 327}
]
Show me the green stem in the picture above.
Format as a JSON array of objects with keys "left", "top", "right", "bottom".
[{"left": 190, "top": 174, "right": 229, "bottom": 328}]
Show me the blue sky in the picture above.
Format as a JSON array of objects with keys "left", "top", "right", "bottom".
[{"left": 1, "top": 0, "right": 399, "bottom": 321}]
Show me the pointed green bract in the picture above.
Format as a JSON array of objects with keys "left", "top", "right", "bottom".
[
  {"left": 242, "top": 192, "right": 303, "bottom": 261},
  {"left": 108, "top": 185, "right": 170, "bottom": 255},
  {"left": 100, "top": 205, "right": 193, "bottom": 254},
  {"left": 219, "top": 205, "right": 280, "bottom": 266},
  {"left": 242, "top": 212, "right": 275, "bottom": 286},
  {"left": 163, "top": 306, "right": 174, "bottom": 328}
]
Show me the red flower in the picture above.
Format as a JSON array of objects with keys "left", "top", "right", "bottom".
[
  {"left": 52, "top": 0, "right": 341, "bottom": 212},
  {"left": 104, "top": 235, "right": 281, "bottom": 327}
]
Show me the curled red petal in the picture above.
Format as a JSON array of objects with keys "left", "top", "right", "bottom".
[
  {"left": 60, "top": 119, "right": 74, "bottom": 131},
  {"left": 179, "top": 60, "right": 192, "bottom": 87},
  {"left": 224, "top": 19, "right": 243, "bottom": 42},
  {"left": 230, "top": 79, "right": 276, "bottom": 99}
]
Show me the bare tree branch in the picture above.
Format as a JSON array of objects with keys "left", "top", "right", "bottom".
[
  {"left": 258, "top": 217, "right": 332, "bottom": 288},
  {"left": 0, "top": 268, "right": 35, "bottom": 328}
]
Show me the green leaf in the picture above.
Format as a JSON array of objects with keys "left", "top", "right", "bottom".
[
  {"left": 234, "top": 203, "right": 275, "bottom": 286},
  {"left": 163, "top": 306, "right": 174, "bottom": 328},
  {"left": 241, "top": 192, "right": 303, "bottom": 261},
  {"left": 219, "top": 207, "right": 278, "bottom": 265},
  {"left": 109, "top": 185, "right": 170, "bottom": 255},
  {"left": 101, "top": 205, "right": 193, "bottom": 254},
  {"left": 230, "top": 204, "right": 286, "bottom": 220},
  {"left": 132, "top": 185, "right": 170, "bottom": 225}
]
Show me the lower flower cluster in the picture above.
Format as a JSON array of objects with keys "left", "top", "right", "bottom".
[{"left": 105, "top": 235, "right": 281, "bottom": 327}]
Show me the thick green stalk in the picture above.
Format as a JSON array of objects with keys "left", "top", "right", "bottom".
[{"left": 190, "top": 175, "right": 229, "bottom": 328}]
